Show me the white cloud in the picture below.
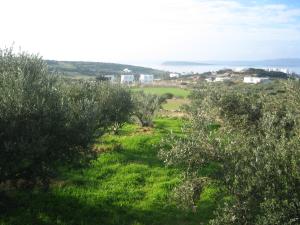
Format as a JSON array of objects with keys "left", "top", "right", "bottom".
[{"left": 0, "top": 0, "right": 299, "bottom": 62}]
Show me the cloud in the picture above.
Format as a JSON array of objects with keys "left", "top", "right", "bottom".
[{"left": 0, "top": 0, "right": 299, "bottom": 61}]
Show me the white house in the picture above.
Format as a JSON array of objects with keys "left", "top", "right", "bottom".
[
  {"left": 214, "top": 77, "right": 231, "bottom": 82},
  {"left": 170, "top": 73, "right": 180, "bottom": 78},
  {"left": 121, "top": 75, "right": 134, "bottom": 84},
  {"left": 139, "top": 74, "right": 154, "bottom": 84},
  {"left": 123, "top": 68, "right": 132, "bottom": 73},
  {"left": 243, "top": 77, "right": 269, "bottom": 84},
  {"left": 104, "top": 75, "right": 115, "bottom": 82}
]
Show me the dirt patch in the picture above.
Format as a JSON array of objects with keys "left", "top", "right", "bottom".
[{"left": 136, "top": 127, "right": 154, "bottom": 135}]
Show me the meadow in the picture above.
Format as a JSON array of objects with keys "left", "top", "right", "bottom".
[
  {"left": 132, "top": 87, "right": 190, "bottom": 111},
  {"left": 0, "top": 118, "right": 220, "bottom": 225},
  {"left": 132, "top": 87, "right": 190, "bottom": 98}
]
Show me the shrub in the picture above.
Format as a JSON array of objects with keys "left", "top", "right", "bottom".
[
  {"left": 161, "top": 92, "right": 174, "bottom": 101},
  {"left": 0, "top": 48, "right": 70, "bottom": 188},
  {"left": 0, "top": 48, "right": 133, "bottom": 189},
  {"left": 160, "top": 82, "right": 300, "bottom": 224},
  {"left": 132, "top": 91, "right": 163, "bottom": 127},
  {"left": 94, "top": 83, "right": 133, "bottom": 134}
]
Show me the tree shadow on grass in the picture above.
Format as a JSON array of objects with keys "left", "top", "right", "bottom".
[
  {"left": 116, "top": 136, "right": 164, "bottom": 167},
  {"left": 1, "top": 190, "right": 206, "bottom": 225}
]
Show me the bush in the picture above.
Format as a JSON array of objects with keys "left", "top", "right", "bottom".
[
  {"left": 160, "top": 82, "right": 300, "bottom": 224},
  {"left": 93, "top": 83, "right": 133, "bottom": 134},
  {"left": 0, "top": 48, "right": 68, "bottom": 188},
  {"left": 0, "top": 48, "right": 133, "bottom": 189},
  {"left": 132, "top": 91, "right": 163, "bottom": 127},
  {"left": 161, "top": 92, "right": 174, "bottom": 101}
]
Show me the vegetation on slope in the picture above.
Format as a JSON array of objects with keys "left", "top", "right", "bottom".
[{"left": 46, "top": 60, "right": 167, "bottom": 78}]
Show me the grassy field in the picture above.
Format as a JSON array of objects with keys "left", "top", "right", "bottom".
[
  {"left": 132, "top": 87, "right": 190, "bottom": 98},
  {"left": 132, "top": 87, "right": 191, "bottom": 111},
  {"left": 1, "top": 118, "right": 220, "bottom": 225},
  {"left": 163, "top": 98, "right": 190, "bottom": 111}
]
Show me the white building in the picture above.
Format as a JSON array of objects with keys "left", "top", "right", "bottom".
[
  {"left": 104, "top": 75, "right": 115, "bottom": 82},
  {"left": 243, "top": 77, "right": 269, "bottom": 84},
  {"left": 123, "top": 68, "right": 132, "bottom": 73},
  {"left": 121, "top": 75, "right": 134, "bottom": 84},
  {"left": 139, "top": 74, "right": 154, "bottom": 84},
  {"left": 214, "top": 77, "right": 231, "bottom": 82},
  {"left": 169, "top": 73, "right": 180, "bottom": 78}
]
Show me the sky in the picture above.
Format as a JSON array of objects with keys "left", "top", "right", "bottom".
[{"left": 0, "top": 0, "right": 300, "bottom": 64}]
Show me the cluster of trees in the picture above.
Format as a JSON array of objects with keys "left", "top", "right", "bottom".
[
  {"left": 245, "top": 68, "right": 291, "bottom": 79},
  {"left": 0, "top": 48, "right": 164, "bottom": 190},
  {"left": 160, "top": 82, "right": 300, "bottom": 224},
  {"left": 0, "top": 49, "right": 130, "bottom": 189}
]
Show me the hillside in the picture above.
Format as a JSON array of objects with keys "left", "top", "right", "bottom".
[{"left": 46, "top": 60, "right": 167, "bottom": 78}]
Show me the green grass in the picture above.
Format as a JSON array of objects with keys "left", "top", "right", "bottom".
[
  {"left": 132, "top": 87, "right": 190, "bottom": 98},
  {"left": 163, "top": 99, "right": 190, "bottom": 111},
  {"left": 0, "top": 118, "right": 219, "bottom": 225},
  {"left": 132, "top": 87, "right": 190, "bottom": 110}
]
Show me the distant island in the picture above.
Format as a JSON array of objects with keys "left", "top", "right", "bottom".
[{"left": 46, "top": 60, "right": 167, "bottom": 78}]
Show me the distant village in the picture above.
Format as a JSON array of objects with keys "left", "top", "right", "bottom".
[{"left": 100, "top": 67, "right": 296, "bottom": 86}]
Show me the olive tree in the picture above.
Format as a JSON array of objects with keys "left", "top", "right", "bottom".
[
  {"left": 0, "top": 48, "right": 133, "bottom": 189},
  {"left": 132, "top": 91, "right": 164, "bottom": 127},
  {"left": 160, "top": 82, "right": 300, "bottom": 225},
  {"left": 0, "top": 48, "right": 71, "bottom": 188},
  {"left": 96, "top": 83, "right": 133, "bottom": 134}
]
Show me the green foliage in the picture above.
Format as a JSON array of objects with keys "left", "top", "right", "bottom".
[
  {"left": 245, "top": 68, "right": 291, "bottom": 79},
  {"left": 132, "top": 92, "right": 163, "bottom": 127},
  {"left": 160, "top": 82, "right": 300, "bottom": 224},
  {"left": 0, "top": 48, "right": 69, "bottom": 187},
  {"left": 161, "top": 92, "right": 174, "bottom": 100},
  {"left": 98, "top": 83, "right": 134, "bottom": 134},
  {"left": 0, "top": 48, "right": 133, "bottom": 188},
  {"left": 0, "top": 118, "right": 218, "bottom": 225},
  {"left": 46, "top": 60, "right": 167, "bottom": 78},
  {"left": 95, "top": 75, "right": 109, "bottom": 81}
]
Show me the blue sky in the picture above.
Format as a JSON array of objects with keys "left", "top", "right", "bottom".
[
  {"left": 250, "top": 0, "right": 300, "bottom": 7},
  {"left": 0, "top": 0, "right": 299, "bottom": 63}
]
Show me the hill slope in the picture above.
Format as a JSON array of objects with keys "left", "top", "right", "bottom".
[{"left": 46, "top": 60, "right": 167, "bottom": 78}]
